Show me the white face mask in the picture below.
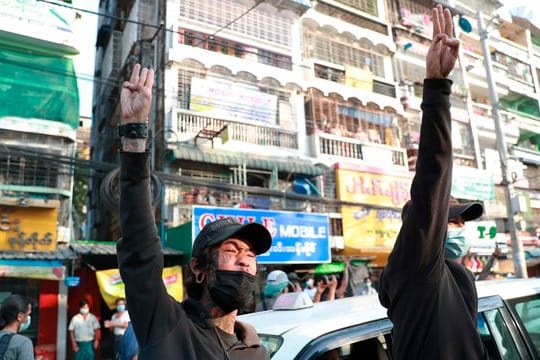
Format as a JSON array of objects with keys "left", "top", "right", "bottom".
[
  {"left": 19, "top": 315, "right": 31, "bottom": 332},
  {"left": 80, "top": 307, "right": 89, "bottom": 315}
]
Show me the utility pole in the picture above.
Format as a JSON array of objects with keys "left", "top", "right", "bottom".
[{"left": 477, "top": 11, "right": 527, "bottom": 278}]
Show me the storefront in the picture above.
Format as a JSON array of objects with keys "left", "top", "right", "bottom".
[{"left": 335, "top": 162, "right": 413, "bottom": 267}]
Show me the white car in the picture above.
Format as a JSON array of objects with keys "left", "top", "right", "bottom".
[{"left": 239, "top": 278, "right": 540, "bottom": 359}]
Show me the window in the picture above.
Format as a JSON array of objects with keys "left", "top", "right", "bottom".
[
  {"left": 179, "top": 0, "right": 293, "bottom": 47},
  {"left": 509, "top": 296, "right": 540, "bottom": 357},
  {"left": 478, "top": 310, "right": 521, "bottom": 360},
  {"left": 305, "top": 32, "right": 385, "bottom": 77}
]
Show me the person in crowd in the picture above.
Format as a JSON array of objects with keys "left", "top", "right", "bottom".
[
  {"left": 260, "top": 270, "right": 293, "bottom": 311},
  {"left": 104, "top": 298, "right": 130, "bottom": 359},
  {"left": 303, "top": 275, "right": 317, "bottom": 300},
  {"left": 287, "top": 272, "right": 303, "bottom": 292},
  {"left": 0, "top": 294, "right": 34, "bottom": 360},
  {"left": 378, "top": 6, "right": 487, "bottom": 359},
  {"left": 68, "top": 299, "right": 101, "bottom": 360},
  {"left": 116, "top": 63, "right": 272, "bottom": 358},
  {"left": 359, "top": 276, "right": 377, "bottom": 296},
  {"left": 313, "top": 275, "right": 338, "bottom": 303},
  {"left": 119, "top": 322, "right": 138, "bottom": 360}
]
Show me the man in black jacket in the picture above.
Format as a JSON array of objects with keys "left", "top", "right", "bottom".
[
  {"left": 378, "top": 5, "right": 487, "bottom": 360},
  {"left": 116, "top": 64, "right": 271, "bottom": 359}
]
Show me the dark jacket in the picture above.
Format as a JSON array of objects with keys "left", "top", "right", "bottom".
[
  {"left": 117, "top": 152, "right": 269, "bottom": 360},
  {"left": 378, "top": 79, "right": 487, "bottom": 360}
]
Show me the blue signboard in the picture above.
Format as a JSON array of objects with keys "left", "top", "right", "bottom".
[{"left": 192, "top": 206, "right": 331, "bottom": 264}]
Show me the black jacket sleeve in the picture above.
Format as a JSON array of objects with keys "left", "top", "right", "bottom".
[
  {"left": 381, "top": 79, "right": 453, "bottom": 289},
  {"left": 117, "top": 152, "right": 183, "bottom": 348}
]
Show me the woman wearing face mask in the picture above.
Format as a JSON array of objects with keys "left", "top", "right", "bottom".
[
  {"left": 104, "top": 298, "right": 130, "bottom": 359},
  {"left": 0, "top": 294, "right": 34, "bottom": 360}
]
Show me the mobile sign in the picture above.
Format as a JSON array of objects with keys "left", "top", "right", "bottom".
[{"left": 192, "top": 206, "right": 331, "bottom": 264}]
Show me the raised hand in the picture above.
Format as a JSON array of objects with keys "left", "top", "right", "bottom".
[
  {"left": 121, "top": 63, "right": 154, "bottom": 124},
  {"left": 426, "top": 5, "right": 460, "bottom": 79}
]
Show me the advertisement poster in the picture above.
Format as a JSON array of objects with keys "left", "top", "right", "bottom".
[
  {"left": 96, "top": 266, "right": 183, "bottom": 310},
  {"left": 189, "top": 77, "right": 277, "bottom": 124},
  {"left": 336, "top": 166, "right": 412, "bottom": 256},
  {"left": 192, "top": 206, "right": 330, "bottom": 264}
]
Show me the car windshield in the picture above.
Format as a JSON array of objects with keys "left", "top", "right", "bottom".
[{"left": 259, "top": 334, "right": 283, "bottom": 358}]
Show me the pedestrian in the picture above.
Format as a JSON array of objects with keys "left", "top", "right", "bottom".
[
  {"left": 359, "top": 276, "right": 377, "bottom": 296},
  {"left": 260, "top": 270, "right": 293, "bottom": 310},
  {"left": 119, "top": 322, "right": 138, "bottom": 360},
  {"left": 104, "top": 298, "right": 130, "bottom": 359},
  {"left": 287, "top": 272, "right": 303, "bottom": 292},
  {"left": 378, "top": 5, "right": 488, "bottom": 359},
  {"left": 68, "top": 299, "right": 101, "bottom": 360},
  {"left": 302, "top": 275, "right": 317, "bottom": 300},
  {"left": 116, "top": 63, "right": 272, "bottom": 359},
  {"left": 0, "top": 294, "right": 34, "bottom": 360}
]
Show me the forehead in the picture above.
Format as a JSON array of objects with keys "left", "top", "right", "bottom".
[{"left": 219, "top": 238, "right": 253, "bottom": 250}]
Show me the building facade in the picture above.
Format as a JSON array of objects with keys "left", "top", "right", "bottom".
[{"left": 89, "top": 0, "right": 540, "bottom": 270}]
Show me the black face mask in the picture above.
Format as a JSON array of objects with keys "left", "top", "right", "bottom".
[{"left": 208, "top": 269, "right": 256, "bottom": 314}]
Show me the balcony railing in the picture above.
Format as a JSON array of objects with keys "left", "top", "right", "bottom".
[
  {"left": 174, "top": 109, "right": 298, "bottom": 150},
  {"left": 312, "top": 132, "right": 408, "bottom": 168}
]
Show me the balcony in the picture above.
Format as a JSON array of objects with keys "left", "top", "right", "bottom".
[
  {"left": 310, "top": 132, "right": 407, "bottom": 168},
  {"left": 171, "top": 109, "right": 299, "bottom": 153}
]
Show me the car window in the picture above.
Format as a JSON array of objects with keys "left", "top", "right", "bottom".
[
  {"left": 479, "top": 309, "right": 521, "bottom": 360},
  {"left": 313, "top": 334, "right": 390, "bottom": 360},
  {"left": 508, "top": 296, "right": 540, "bottom": 357},
  {"left": 293, "top": 319, "right": 393, "bottom": 360},
  {"left": 259, "top": 334, "right": 283, "bottom": 358}
]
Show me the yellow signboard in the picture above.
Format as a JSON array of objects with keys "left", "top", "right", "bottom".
[
  {"left": 336, "top": 167, "right": 412, "bottom": 258},
  {"left": 96, "top": 266, "right": 183, "bottom": 310},
  {"left": 345, "top": 65, "right": 374, "bottom": 91},
  {"left": 340, "top": 206, "right": 403, "bottom": 255},
  {"left": 0, "top": 206, "right": 58, "bottom": 251},
  {"left": 336, "top": 168, "right": 412, "bottom": 207}
]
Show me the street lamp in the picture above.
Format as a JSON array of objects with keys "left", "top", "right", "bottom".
[{"left": 476, "top": 11, "right": 528, "bottom": 278}]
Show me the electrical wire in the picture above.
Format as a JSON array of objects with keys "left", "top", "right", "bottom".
[{"left": 1, "top": 144, "right": 397, "bottom": 211}]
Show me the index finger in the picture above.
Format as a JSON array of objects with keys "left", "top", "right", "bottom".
[
  {"left": 130, "top": 63, "right": 141, "bottom": 83},
  {"left": 432, "top": 5, "right": 442, "bottom": 37}
]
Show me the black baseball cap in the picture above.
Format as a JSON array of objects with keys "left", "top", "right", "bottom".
[
  {"left": 448, "top": 197, "right": 484, "bottom": 222},
  {"left": 401, "top": 197, "right": 484, "bottom": 222},
  {"left": 192, "top": 217, "right": 272, "bottom": 260}
]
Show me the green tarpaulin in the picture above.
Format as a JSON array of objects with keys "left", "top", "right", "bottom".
[{"left": 0, "top": 45, "right": 79, "bottom": 128}]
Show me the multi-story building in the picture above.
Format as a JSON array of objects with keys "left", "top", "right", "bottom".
[
  {"left": 89, "top": 0, "right": 539, "bottom": 274},
  {"left": 0, "top": 0, "right": 81, "bottom": 357}
]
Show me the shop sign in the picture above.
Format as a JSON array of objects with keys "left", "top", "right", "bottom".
[
  {"left": 95, "top": 266, "right": 183, "bottom": 310},
  {"left": 451, "top": 165, "right": 494, "bottom": 201},
  {"left": 529, "top": 191, "right": 540, "bottom": 209},
  {"left": 189, "top": 77, "right": 277, "bottom": 125},
  {"left": 0, "top": 207, "right": 58, "bottom": 251},
  {"left": 336, "top": 167, "right": 412, "bottom": 207},
  {"left": 467, "top": 220, "right": 507, "bottom": 255},
  {"left": 193, "top": 206, "right": 330, "bottom": 264},
  {"left": 336, "top": 166, "right": 412, "bottom": 255},
  {"left": 340, "top": 206, "right": 402, "bottom": 255},
  {"left": 0, "top": 260, "right": 65, "bottom": 280}
]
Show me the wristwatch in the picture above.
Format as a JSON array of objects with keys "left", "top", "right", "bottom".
[{"left": 118, "top": 123, "right": 148, "bottom": 139}]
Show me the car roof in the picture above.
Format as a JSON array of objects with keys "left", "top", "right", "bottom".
[
  {"left": 476, "top": 277, "right": 540, "bottom": 300},
  {"left": 241, "top": 278, "right": 540, "bottom": 340},
  {"left": 239, "top": 294, "right": 387, "bottom": 339}
]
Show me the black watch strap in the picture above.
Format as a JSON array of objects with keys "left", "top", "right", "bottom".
[{"left": 118, "top": 123, "right": 148, "bottom": 139}]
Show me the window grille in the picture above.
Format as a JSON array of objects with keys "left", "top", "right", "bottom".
[
  {"left": 305, "top": 32, "right": 385, "bottom": 77},
  {"left": 338, "top": 0, "right": 378, "bottom": 17},
  {"left": 179, "top": 0, "right": 293, "bottom": 48}
]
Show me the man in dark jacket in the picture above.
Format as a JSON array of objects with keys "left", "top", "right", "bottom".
[
  {"left": 378, "top": 5, "right": 487, "bottom": 360},
  {"left": 116, "top": 63, "right": 271, "bottom": 359}
]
